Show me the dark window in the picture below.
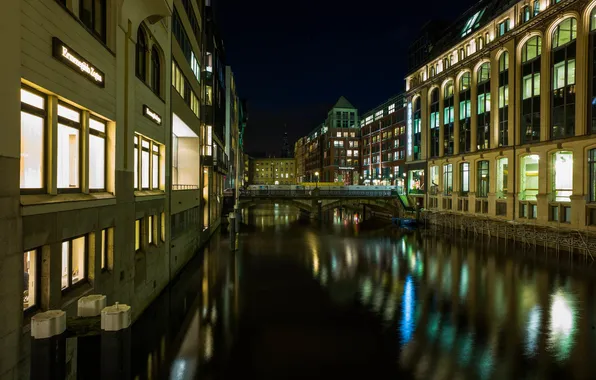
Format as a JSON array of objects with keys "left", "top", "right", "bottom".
[
  {"left": 477, "top": 160, "right": 489, "bottom": 198},
  {"left": 589, "top": 149, "right": 596, "bottom": 202},
  {"left": 521, "top": 36, "right": 542, "bottom": 144},
  {"left": 443, "top": 81, "right": 454, "bottom": 155},
  {"left": 551, "top": 18, "right": 577, "bottom": 139},
  {"left": 79, "top": 0, "right": 106, "bottom": 43},
  {"left": 498, "top": 52, "right": 509, "bottom": 146},
  {"left": 136, "top": 28, "right": 147, "bottom": 80},
  {"left": 151, "top": 47, "right": 161, "bottom": 95},
  {"left": 429, "top": 88, "right": 440, "bottom": 158}
]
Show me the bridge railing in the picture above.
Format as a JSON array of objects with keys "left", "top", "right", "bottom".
[{"left": 241, "top": 189, "right": 393, "bottom": 198}]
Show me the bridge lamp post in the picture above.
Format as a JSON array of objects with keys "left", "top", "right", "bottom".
[
  {"left": 390, "top": 173, "right": 393, "bottom": 186},
  {"left": 315, "top": 171, "right": 319, "bottom": 188}
]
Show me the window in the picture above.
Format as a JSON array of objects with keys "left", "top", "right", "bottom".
[
  {"left": 79, "top": 0, "right": 106, "bottom": 43},
  {"left": 590, "top": 9, "right": 596, "bottom": 134},
  {"left": 521, "top": 6, "right": 531, "bottom": 23},
  {"left": 135, "top": 219, "right": 141, "bottom": 251},
  {"left": 552, "top": 151, "right": 573, "bottom": 202},
  {"left": 478, "top": 36, "right": 484, "bottom": 50},
  {"left": 477, "top": 161, "right": 489, "bottom": 198},
  {"left": 388, "top": 104, "right": 395, "bottom": 114},
  {"left": 23, "top": 249, "right": 39, "bottom": 311},
  {"left": 89, "top": 118, "right": 106, "bottom": 191},
  {"left": 135, "top": 134, "right": 162, "bottom": 191},
  {"left": 444, "top": 81, "right": 455, "bottom": 155},
  {"left": 522, "top": 36, "right": 542, "bottom": 62},
  {"left": 134, "top": 136, "right": 139, "bottom": 189},
  {"left": 100, "top": 228, "right": 113, "bottom": 271},
  {"left": 462, "top": 9, "right": 485, "bottom": 37},
  {"left": 460, "top": 162, "right": 470, "bottom": 194},
  {"left": 152, "top": 144, "right": 160, "bottom": 189},
  {"left": 551, "top": 18, "right": 577, "bottom": 139},
  {"left": 498, "top": 19, "right": 510, "bottom": 37},
  {"left": 498, "top": 52, "right": 509, "bottom": 147},
  {"left": 496, "top": 158, "right": 508, "bottom": 198},
  {"left": 148, "top": 215, "right": 155, "bottom": 245},
  {"left": 589, "top": 149, "right": 596, "bottom": 202},
  {"left": 61, "top": 236, "right": 87, "bottom": 291},
  {"left": 20, "top": 87, "right": 46, "bottom": 192},
  {"left": 141, "top": 138, "right": 150, "bottom": 189},
  {"left": 430, "top": 166, "right": 439, "bottom": 195},
  {"left": 136, "top": 28, "right": 147, "bottom": 79},
  {"left": 521, "top": 155, "right": 539, "bottom": 200},
  {"left": 478, "top": 63, "right": 490, "bottom": 83},
  {"left": 521, "top": 37, "right": 542, "bottom": 144},
  {"left": 429, "top": 88, "right": 440, "bottom": 158},
  {"left": 57, "top": 103, "right": 81, "bottom": 191},
  {"left": 151, "top": 47, "right": 161, "bottom": 95},
  {"left": 443, "top": 164, "right": 453, "bottom": 195},
  {"left": 191, "top": 52, "right": 201, "bottom": 82},
  {"left": 459, "top": 73, "right": 472, "bottom": 153},
  {"left": 161, "top": 212, "right": 166, "bottom": 242},
  {"left": 172, "top": 61, "right": 185, "bottom": 97}
]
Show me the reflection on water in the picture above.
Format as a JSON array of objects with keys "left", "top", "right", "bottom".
[{"left": 238, "top": 205, "right": 596, "bottom": 380}]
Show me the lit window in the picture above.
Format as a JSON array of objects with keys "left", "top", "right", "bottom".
[
  {"left": 57, "top": 104, "right": 81, "bottom": 190},
  {"left": 89, "top": 118, "right": 106, "bottom": 191},
  {"left": 134, "top": 136, "right": 139, "bottom": 189},
  {"left": 478, "top": 63, "right": 490, "bottom": 83},
  {"left": 443, "top": 164, "right": 453, "bottom": 195},
  {"left": 552, "top": 152, "right": 573, "bottom": 202},
  {"left": 135, "top": 219, "right": 141, "bottom": 251},
  {"left": 496, "top": 158, "right": 508, "bottom": 198},
  {"left": 522, "top": 36, "right": 542, "bottom": 62},
  {"left": 172, "top": 61, "right": 185, "bottom": 96},
  {"left": 336, "top": 132, "right": 341, "bottom": 137},
  {"left": 141, "top": 138, "right": 150, "bottom": 189},
  {"left": 521, "top": 155, "right": 539, "bottom": 200},
  {"left": 388, "top": 104, "right": 395, "bottom": 114},
  {"left": 523, "top": 73, "right": 541, "bottom": 99},
  {"left": 206, "top": 86, "right": 213, "bottom": 105},
  {"left": 23, "top": 249, "right": 38, "bottom": 311},
  {"left": 191, "top": 52, "right": 201, "bottom": 82},
  {"left": 61, "top": 236, "right": 86, "bottom": 291},
  {"left": 552, "top": 18, "right": 577, "bottom": 49},
  {"left": 497, "top": 19, "right": 510, "bottom": 37},
  {"left": 148, "top": 215, "right": 154, "bottom": 244},
  {"left": 20, "top": 88, "right": 46, "bottom": 191},
  {"left": 477, "top": 93, "right": 491, "bottom": 113},
  {"left": 461, "top": 9, "right": 485, "bottom": 37},
  {"left": 460, "top": 162, "right": 470, "bottom": 194},
  {"left": 477, "top": 161, "right": 489, "bottom": 198},
  {"left": 152, "top": 143, "right": 160, "bottom": 189}
]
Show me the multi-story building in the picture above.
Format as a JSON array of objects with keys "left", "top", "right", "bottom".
[
  {"left": 294, "top": 137, "right": 306, "bottom": 183},
  {"left": 1, "top": 0, "right": 234, "bottom": 377},
  {"left": 405, "top": 0, "right": 596, "bottom": 225},
  {"left": 225, "top": 66, "right": 239, "bottom": 190},
  {"left": 301, "top": 97, "right": 360, "bottom": 184},
  {"left": 243, "top": 153, "right": 251, "bottom": 186},
  {"left": 360, "top": 94, "right": 407, "bottom": 190},
  {"left": 250, "top": 158, "right": 296, "bottom": 185}
]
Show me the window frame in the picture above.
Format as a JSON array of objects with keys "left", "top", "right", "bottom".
[
  {"left": 20, "top": 85, "right": 48, "bottom": 195},
  {"left": 89, "top": 116, "right": 107, "bottom": 192},
  {"left": 136, "top": 27, "right": 147, "bottom": 81},
  {"left": 23, "top": 248, "right": 42, "bottom": 314},
  {"left": 151, "top": 46, "right": 161, "bottom": 96},
  {"left": 61, "top": 235, "right": 89, "bottom": 294},
  {"left": 79, "top": 0, "right": 107, "bottom": 43},
  {"left": 477, "top": 160, "right": 490, "bottom": 198},
  {"left": 589, "top": 149, "right": 596, "bottom": 203},
  {"left": 56, "top": 102, "right": 83, "bottom": 193},
  {"left": 460, "top": 162, "right": 470, "bottom": 195}
]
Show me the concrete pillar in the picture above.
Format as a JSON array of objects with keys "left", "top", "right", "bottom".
[
  {"left": 30, "top": 311, "right": 67, "bottom": 380},
  {"left": 101, "top": 303, "right": 131, "bottom": 380},
  {"left": 76, "top": 295, "right": 106, "bottom": 380}
]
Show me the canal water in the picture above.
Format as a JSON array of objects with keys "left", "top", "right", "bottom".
[{"left": 132, "top": 204, "right": 596, "bottom": 380}]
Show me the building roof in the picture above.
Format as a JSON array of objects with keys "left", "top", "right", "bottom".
[
  {"left": 361, "top": 93, "right": 405, "bottom": 119},
  {"left": 332, "top": 96, "right": 355, "bottom": 109}
]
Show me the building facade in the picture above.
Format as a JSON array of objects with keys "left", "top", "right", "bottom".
[
  {"left": 360, "top": 94, "right": 407, "bottom": 190},
  {"left": 225, "top": 66, "right": 239, "bottom": 190},
  {"left": 0, "top": 0, "right": 237, "bottom": 378},
  {"left": 405, "top": 0, "right": 596, "bottom": 225},
  {"left": 294, "top": 137, "right": 306, "bottom": 183},
  {"left": 249, "top": 158, "right": 296, "bottom": 185}
]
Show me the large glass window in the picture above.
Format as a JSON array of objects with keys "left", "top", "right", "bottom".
[
  {"left": 413, "top": 98, "right": 422, "bottom": 160},
  {"left": 57, "top": 104, "right": 81, "bottom": 191},
  {"left": 134, "top": 136, "right": 139, "bottom": 189},
  {"left": 408, "top": 169, "right": 424, "bottom": 194},
  {"left": 590, "top": 9, "right": 596, "bottom": 134},
  {"left": 20, "top": 88, "right": 46, "bottom": 191},
  {"left": 443, "top": 164, "right": 453, "bottom": 196},
  {"left": 477, "top": 63, "right": 491, "bottom": 150},
  {"left": 430, "top": 166, "right": 439, "bottom": 195},
  {"left": 141, "top": 138, "right": 150, "bottom": 189},
  {"left": 520, "top": 155, "right": 539, "bottom": 200},
  {"left": 477, "top": 161, "right": 489, "bottom": 198},
  {"left": 79, "top": 0, "right": 106, "bottom": 43},
  {"left": 136, "top": 27, "right": 147, "bottom": 79},
  {"left": 430, "top": 89, "right": 440, "bottom": 158},
  {"left": 61, "top": 236, "right": 86, "bottom": 291},
  {"left": 552, "top": 151, "right": 573, "bottom": 202},
  {"left": 460, "top": 162, "right": 470, "bottom": 195},
  {"left": 459, "top": 73, "right": 471, "bottom": 153},
  {"left": 23, "top": 249, "right": 38, "bottom": 311},
  {"left": 89, "top": 118, "right": 106, "bottom": 191},
  {"left": 151, "top": 47, "right": 161, "bottom": 96},
  {"left": 444, "top": 81, "right": 455, "bottom": 155},
  {"left": 134, "top": 134, "right": 162, "bottom": 191},
  {"left": 589, "top": 149, "right": 596, "bottom": 202},
  {"left": 521, "top": 37, "right": 542, "bottom": 144},
  {"left": 152, "top": 144, "right": 160, "bottom": 189},
  {"left": 551, "top": 18, "right": 577, "bottom": 139},
  {"left": 498, "top": 52, "right": 509, "bottom": 146},
  {"left": 496, "top": 158, "right": 508, "bottom": 198}
]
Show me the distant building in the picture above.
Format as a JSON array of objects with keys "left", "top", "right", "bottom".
[
  {"left": 243, "top": 153, "right": 251, "bottom": 185},
  {"left": 281, "top": 131, "right": 291, "bottom": 158},
  {"left": 249, "top": 158, "right": 296, "bottom": 185},
  {"left": 294, "top": 137, "right": 306, "bottom": 183}
]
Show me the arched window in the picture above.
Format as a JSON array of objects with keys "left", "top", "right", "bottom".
[
  {"left": 521, "top": 36, "right": 542, "bottom": 144},
  {"left": 498, "top": 52, "right": 509, "bottom": 146},
  {"left": 444, "top": 81, "right": 455, "bottom": 155},
  {"left": 429, "top": 88, "right": 440, "bottom": 158},
  {"left": 477, "top": 36, "right": 484, "bottom": 50},
  {"left": 430, "top": 66, "right": 435, "bottom": 77},
  {"left": 444, "top": 58, "right": 449, "bottom": 69},
  {"left": 551, "top": 18, "right": 577, "bottom": 139},
  {"left": 136, "top": 28, "right": 147, "bottom": 79},
  {"left": 459, "top": 73, "right": 471, "bottom": 153},
  {"left": 151, "top": 47, "right": 161, "bottom": 95},
  {"left": 459, "top": 48, "right": 465, "bottom": 61},
  {"left": 590, "top": 8, "right": 596, "bottom": 134},
  {"left": 477, "top": 63, "right": 491, "bottom": 150}
]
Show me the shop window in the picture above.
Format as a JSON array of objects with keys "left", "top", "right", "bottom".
[
  {"left": 57, "top": 103, "right": 81, "bottom": 191},
  {"left": 89, "top": 118, "right": 106, "bottom": 191},
  {"left": 589, "top": 149, "right": 596, "bottom": 202},
  {"left": 79, "top": 0, "right": 106, "bottom": 43},
  {"left": 477, "top": 160, "right": 489, "bottom": 198},
  {"left": 521, "top": 36, "right": 542, "bottom": 144},
  {"left": 552, "top": 151, "right": 573, "bottom": 202},
  {"left": 551, "top": 18, "right": 577, "bottom": 139},
  {"left": 23, "top": 249, "right": 39, "bottom": 311},
  {"left": 20, "top": 87, "right": 46, "bottom": 192},
  {"left": 61, "top": 236, "right": 87, "bottom": 291},
  {"left": 496, "top": 158, "right": 508, "bottom": 198},
  {"left": 443, "top": 164, "right": 453, "bottom": 196},
  {"left": 460, "top": 162, "right": 470, "bottom": 195},
  {"left": 151, "top": 47, "right": 161, "bottom": 96},
  {"left": 521, "top": 155, "right": 539, "bottom": 200},
  {"left": 136, "top": 27, "right": 147, "bottom": 80},
  {"left": 408, "top": 170, "right": 424, "bottom": 194},
  {"left": 135, "top": 219, "right": 141, "bottom": 252}
]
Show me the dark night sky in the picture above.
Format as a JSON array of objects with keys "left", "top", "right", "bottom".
[{"left": 215, "top": 0, "right": 477, "bottom": 155}]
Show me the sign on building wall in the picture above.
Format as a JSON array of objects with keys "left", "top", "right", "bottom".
[
  {"left": 143, "top": 105, "right": 162, "bottom": 125},
  {"left": 406, "top": 100, "right": 413, "bottom": 158},
  {"left": 52, "top": 37, "right": 105, "bottom": 87}
]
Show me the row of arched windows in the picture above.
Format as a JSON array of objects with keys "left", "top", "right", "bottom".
[{"left": 136, "top": 26, "right": 163, "bottom": 97}]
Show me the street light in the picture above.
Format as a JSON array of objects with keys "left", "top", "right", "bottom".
[{"left": 315, "top": 171, "right": 319, "bottom": 188}]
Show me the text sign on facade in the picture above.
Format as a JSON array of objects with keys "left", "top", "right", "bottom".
[
  {"left": 52, "top": 37, "right": 105, "bottom": 87},
  {"left": 407, "top": 100, "right": 413, "bottom": 157},
  {"left": 338, "top": 167, "right": 354, "bottom": 170},
  {"left": 143, "top": 105, "right": 162, "bottom": 125}
]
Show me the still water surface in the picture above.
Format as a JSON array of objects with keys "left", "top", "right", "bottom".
[{"left": 155, "top": 204, "right": 596, "bottom": 379}]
